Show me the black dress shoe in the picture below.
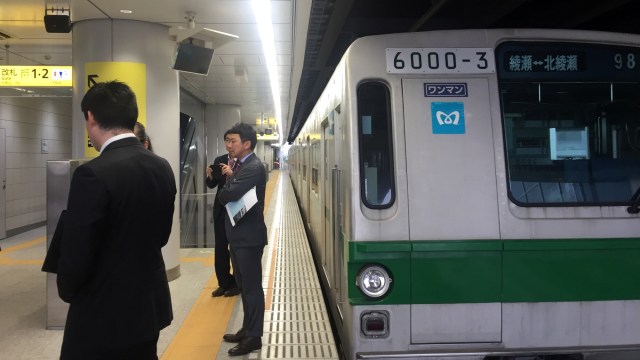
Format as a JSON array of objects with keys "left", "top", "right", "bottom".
[
  {"left": 223, "top": 328, "right": 245, "bottom": 343},
  {"left": 211, "top": 287, "right": 226, "bottom": 297},
  {"left": 228, "top": 336, "right": 261, "bottom": 356},
  {"left": 224, "top": 287, "right": 240, "bottom": 297}
]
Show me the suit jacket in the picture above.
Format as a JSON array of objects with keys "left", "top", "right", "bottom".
[
  {"left": 42, "top": 210, "right": 66, "bottom": 274},
  {"left": 205, "top": 153, "right": 232, "bottom": 220},
  {"left": 56, "top": 137, "right": 176, "bottom": 359},
  {"left": 218, "top": 153, "right": 268, "bottom": 247}
]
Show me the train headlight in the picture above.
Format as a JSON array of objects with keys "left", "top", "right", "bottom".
[{"left": 357, "top": 265, "right": 392, "bottom": 298}]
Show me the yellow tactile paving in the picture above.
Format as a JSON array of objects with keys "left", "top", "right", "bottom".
[
  {"left": 161, "top": 170, "right": 280, "bottom": 360},
  {"left": 160, "top": 273, "right": 237, "bottom": 360}
]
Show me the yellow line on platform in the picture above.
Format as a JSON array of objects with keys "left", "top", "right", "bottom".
[
  {"left": 0, "top": 236, "right": 45, "bottom": 266},
  {"left": 180, "top": 256, "right": 215, "bottom": 267},
  {"left": 160, "top": 274, "right": 237, "bottom": 360},
  {"left": 161, "top": 170, "right": 280, "bottom": 360},
  {"left": 265, "top": 227, "right": 279, "bottom": 311}
]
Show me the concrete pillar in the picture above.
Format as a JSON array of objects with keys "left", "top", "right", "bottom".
[{"left": 71, "top": 19, "right": 181, "bottom": 280}]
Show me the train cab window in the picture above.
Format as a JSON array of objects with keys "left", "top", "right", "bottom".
[
  {"left": 497, "top": 41, "right": 640, "bottom": 206},
  {"left": 357, "top": 82, "right": 395, "bottom": 208}
]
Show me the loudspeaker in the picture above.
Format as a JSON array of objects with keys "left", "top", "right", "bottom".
[{"left": 44, "top": 15, "right": 71, "bottom": 33}]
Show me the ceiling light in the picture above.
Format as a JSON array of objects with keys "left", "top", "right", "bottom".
[
  {"left": 120, "top": 9, "right": 133, "bottom": 14},
  {"left": 252, "top": 0, "right": 282, "bottom": 143}
]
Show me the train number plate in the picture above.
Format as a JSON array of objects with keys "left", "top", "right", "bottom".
[{"left": 386, "top": 48, "right": 496, "bottom": 74}]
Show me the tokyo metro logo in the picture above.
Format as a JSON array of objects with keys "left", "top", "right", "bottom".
[
  {"left": 431, "top": 102, "right": 465, "bottom": 134},
  {"left": 436, "top": 110, "right": 460, "bottom": 125}
]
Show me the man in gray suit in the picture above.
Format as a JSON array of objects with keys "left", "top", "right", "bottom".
[
  {"left": 218, "top": 122, "right": 268, "bottom": 356},
  {"left": 56, "top": 81, "right": 176, "bottom": 360}
]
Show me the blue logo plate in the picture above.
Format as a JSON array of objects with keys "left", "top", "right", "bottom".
[{"left": 431, "top": 102, "right": 465, "bottom": 134}]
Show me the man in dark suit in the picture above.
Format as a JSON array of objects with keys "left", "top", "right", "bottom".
[
  {"left": 56, "top": 81, "right": 176, "bottom": 360},
  {"left": 218, "top": 122, "right": 268, "bottom": 356},
  {"left": 205, "top": 129, "right": 239, "bottom": 297}
]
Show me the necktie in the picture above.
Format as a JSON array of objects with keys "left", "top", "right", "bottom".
[{"left": 227, "top": 158, "right": 237, "bottom": 178}]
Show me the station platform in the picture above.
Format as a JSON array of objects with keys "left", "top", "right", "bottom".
[{"left": 0, "top": 171, "right": 339, "bottom": 360}]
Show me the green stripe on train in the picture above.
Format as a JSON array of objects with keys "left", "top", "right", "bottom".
[{"left": 348, "top": 238, "right": 640, "bottom": 305}]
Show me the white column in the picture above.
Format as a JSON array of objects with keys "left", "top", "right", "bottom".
[{"left": 71, "top": 19, "right": 181, "bottom": 279}]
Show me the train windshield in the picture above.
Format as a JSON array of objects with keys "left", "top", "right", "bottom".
[{"left": 497, "top": 41, "right": 640, "bottom": 206}]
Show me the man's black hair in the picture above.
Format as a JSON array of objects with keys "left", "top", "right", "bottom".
[
  {"left": 227, "top": 122, "right": 258, "bottom": 150},
  {"left": 81, "top": 81, "right": 138, "bottom": 131}
]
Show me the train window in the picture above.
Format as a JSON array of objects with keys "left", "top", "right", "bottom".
[
  {"left": 497, "top": 41, "right": 640, "bottom": 206},
  {"left": 312, "top": 168, "right": 319, "bottom": 192},
  {"left": 357, "top": 81, "right": 395, "bottom": 208},
  {"left": 303, "top": 137, "right": 309, "bottom": 181},
  {"left": 312, "top": 141, "right": 319, "bottom": 193}
]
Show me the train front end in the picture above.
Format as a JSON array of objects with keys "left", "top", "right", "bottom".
[{"left": 342, "top": 29, "right": 640, "bottom": 360}]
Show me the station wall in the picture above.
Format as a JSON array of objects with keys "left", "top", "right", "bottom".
[{"left": 0, "top": 97, "right": 72, "bottom": 236}]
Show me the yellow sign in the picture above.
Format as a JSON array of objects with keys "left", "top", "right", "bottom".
[
  {"left": 0, "top": 66, "right": 72, "bottom": 87},
  {"left": 84, "top": 62, "right": 147, "bottom": 158}
]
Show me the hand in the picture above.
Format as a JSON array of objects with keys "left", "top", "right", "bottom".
[
  {"left": 206, "top": 166, "right": 213, "bottom": 178},
  {"left": 221, "top": 163, "right": 233, "bottom": 176}
]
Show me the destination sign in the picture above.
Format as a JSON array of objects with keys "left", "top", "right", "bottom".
[
  {"left": 497, "top": 42, "right": 640, "bottom": 81},
  {"left": 503, "top": 52, "right": 585, "bottom": 72},
  {"left": 0, "top": 66, "right": 72, "bottom": 86}
]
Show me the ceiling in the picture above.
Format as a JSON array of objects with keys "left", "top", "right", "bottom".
[
  {"left": 289, "top": 0, "right": 640, "bottom": 142},
  {"left": 1, "top": 1, "right": 640, "bottom": 144},
  {"left": 0, "top": 0, "right": 302, "bottom": 140}
]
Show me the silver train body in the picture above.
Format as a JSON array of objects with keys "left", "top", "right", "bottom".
[{"left": 288, "top": 29, "right": 640, "bottom": 359}]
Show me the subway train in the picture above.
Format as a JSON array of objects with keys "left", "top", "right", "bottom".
[{"left": 288, "top": 29, "right": 640, "bottom": 359}]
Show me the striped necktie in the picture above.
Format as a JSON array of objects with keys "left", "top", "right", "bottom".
[{"left": 227, "top": 158, "right": 237, "bottom": 178}]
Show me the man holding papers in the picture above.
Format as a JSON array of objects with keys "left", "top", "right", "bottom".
[{"left": 217, "top": 123, "right": 268, "bottom": 356}]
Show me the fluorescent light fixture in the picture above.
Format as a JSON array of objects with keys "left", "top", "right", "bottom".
[
  {"left": 202, "top": 27, "right": 239, "bottom": 39},
  {"left": 120, "top": 9, "right": 133, "bottom": 14},
  {"left": 252, "top": 0, "right": 282, "bottom": 139}
]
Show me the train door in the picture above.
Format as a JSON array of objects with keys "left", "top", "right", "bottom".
[
  {"left": 330, "top": 107, "right": 345, "bottom": 318},
  {"left": 304, "top": 136, "right": 311, "bottom": 228},
  {"left": 402, "top": 77, "right": 502, "bottom": 344},
  {"left": 309, "top": 140, "right": 320, "bottom": 237},
  {"left": 321, "top": 119, "right": 333, "bottom": 288},
  {"left": 0, "top": 128, "right": 5, "bottom": 239}
]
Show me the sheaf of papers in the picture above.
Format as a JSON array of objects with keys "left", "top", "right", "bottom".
[{"left": 225, "top": 186, "right": 257, "bottom": 226}]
